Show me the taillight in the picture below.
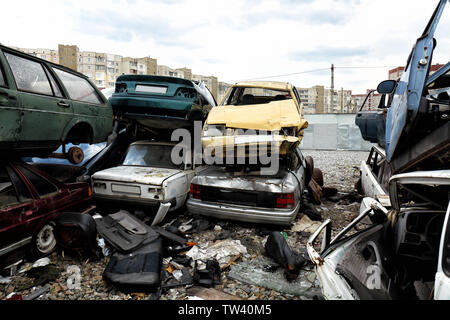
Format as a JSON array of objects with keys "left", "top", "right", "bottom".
[
  {"left": 276, "top": 193, "right": 295, "bottom": 209},
  {"left": 190, "top": 184, "right": 201, "bottom": 200}
]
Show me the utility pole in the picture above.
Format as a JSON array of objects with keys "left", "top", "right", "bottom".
[
  {"left": 341, "top": 87, "right": 344, "bottom": 113},
  {"left": 330, "top": 64, "right": 334, "bottom": 113}
]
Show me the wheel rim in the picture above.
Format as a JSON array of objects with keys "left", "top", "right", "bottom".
[{"left": 36, "top": 224, "right": 56, "bottom": 254}]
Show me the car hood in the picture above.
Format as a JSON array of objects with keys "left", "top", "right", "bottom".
[
  {"left": 92, "top": 166, "right": 182, "bottom": 186},
  {"left": 388, "top": 170, "right": 450, "bottom": 210},
  {"left": 206, "top": 100, "right": 308, "bottom": 133},
  {"left": 386, "top": 0, "right": 447, "bottom": 161}
]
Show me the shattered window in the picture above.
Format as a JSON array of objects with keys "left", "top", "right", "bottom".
[
  {"left": 122, "top": 144, "right": 180, "bottom": 169},
  {"left": 53, "top": 67, "right": 103, "bottom": 104},
  {"left": 427, "top": 69, "right": 450, "bottom": 103},
  {"left": 223, "top": 87, "right": 292, "bottom": 106},
  {"left": 5, "top": 53, "right": 52, "bottom": 95},
  {"left": 20, "top": 166, "right": 58, "bottom": 197},
  {"left": 0, "top": 167, "right": 19, "bottom": 209}
]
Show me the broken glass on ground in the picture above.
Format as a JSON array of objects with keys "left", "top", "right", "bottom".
[
  {"left": 228, "top": 256, "right": 322, "bottom": 299},
  {"left": 186, "top": 239, "right": 248, "bottom": 270}
]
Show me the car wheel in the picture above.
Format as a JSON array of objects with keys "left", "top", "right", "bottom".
[
  {"left": 34, "top": 223, "right": 57, "bottom": 256},
  {"left": 68, "top": 146, "right": 84, "bottom": 165}
]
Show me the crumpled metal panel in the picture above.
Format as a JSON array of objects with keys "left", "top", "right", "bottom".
[{"left": 192, "top": 166, "right": 297, "bottom": 193}]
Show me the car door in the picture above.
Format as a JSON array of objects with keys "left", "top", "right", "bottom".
[
  {"left": 360, "top": 147, "right": 387, "bottom": 199},
  {"left": 16, "top": 164, "right": 68, "bottom": 224},
  {"left": 52, "top": 67, "right": 112, "bottom": 143},
  {"left": 0, "top": 49, "right": 21, "bottom": 144},
  {"left": 3, "top": 51, "right": 74, "bottom": 144},
  {"left": 0, "top": 165, "right": 35, "bottom": 257},
  {"left": 435, "top": 201, "right": 450, "bottom": 300}
]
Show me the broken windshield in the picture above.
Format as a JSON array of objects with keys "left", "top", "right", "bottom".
[
  {"left": 122, "top": 144, "right": 180, "bottom": 169},
  {"left": 223, "top": 87, "right": 292, "bottom": 106}
]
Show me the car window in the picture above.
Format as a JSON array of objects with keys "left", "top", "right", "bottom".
[
  {"left": 223, "top": 87, "right": 292, "bottom": 106},
  {"left": 44, "top": 67, "right": 63, "bottom": 98},
  {"left": 122, "top": 144, "right": 180, "bottom": 169},
  {"left": 0, "top": 167, "right": 19, "bottom": 209},
  {"left": 4, "top": 53, "right": 53, "bottom": 96},
  {"left": 0, "top": 66, "right": 5, "bottom": 87},
  {"left": 53, "top": 68, "right": 102, "bottom": 104},
  {"left": 20, "top": 166, "right": 58, "bottom": 197}
]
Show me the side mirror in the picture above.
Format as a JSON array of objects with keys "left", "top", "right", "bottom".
[{"left": 377, "top": 80, "right": 396, "bottom": 94}]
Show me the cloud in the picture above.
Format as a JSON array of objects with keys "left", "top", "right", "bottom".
[
  {"left": 288, "top": 46, "right": 371, "bottom": 62},
  {"left": 0, "top": 0, "right": 448, "bottom": 94}
]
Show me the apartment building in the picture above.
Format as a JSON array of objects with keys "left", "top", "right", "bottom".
[
  {"left": 58, "top": 44, "right": 78, "bottom": 71},
  {"left": 12, "top": 47, "right": 59, "bottom": 64},
  {"left": 192, "top": 74, "right": 218, "bottom": 99},
  {"left": 157, "top": 65, "right": 185, "bottom": 78},
  {"left": 352, "top": 90, "right": 382, "bottom": 111},
  {"left": 12, "top": 44, "right": 241, "bottom": 101},
  {"left": 388, "top": 63, "right": 444, "bottom": 80}
]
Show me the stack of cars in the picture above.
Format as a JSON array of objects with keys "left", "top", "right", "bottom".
[
  {"left": 0, "top": 45, "right": 113, "bottom": 269},
  {"left": 187, "top": 81, "right": 310, "bottom": 226},
  {"left": 308, "top": 0, "right": 450, "bottom": 300},
  {"left": 90, "top": 74, "right": 216, "bottom": 225}
]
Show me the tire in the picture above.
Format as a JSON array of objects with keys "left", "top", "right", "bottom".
[
  {"left": 68, "top": 146, "right": 84, "bottom": 165},
  {"left": 30, "top": 223, "right": 57, "bottom": 259}
]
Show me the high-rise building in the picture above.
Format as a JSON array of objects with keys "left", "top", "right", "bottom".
[{"left": 58, "top": 44, "right": 79, "bottom": 71}]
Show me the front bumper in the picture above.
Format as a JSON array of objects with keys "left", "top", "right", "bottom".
[{"left": 186, "top": 198, "right": 299, "bottom": 226}]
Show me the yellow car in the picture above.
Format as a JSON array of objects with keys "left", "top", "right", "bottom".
[{"left": 202, "top": 81, "right": 308, "bottom": 159}]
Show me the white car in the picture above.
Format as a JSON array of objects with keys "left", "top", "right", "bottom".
[
  {"left": 357, "top": 145, "right": 391, "bottom": 207},
  {"left": 91, "top": 140, "right": 204, "bottom": 225},
  {"left": 307, "top": 170, "right": 450, "bottom": 300}
]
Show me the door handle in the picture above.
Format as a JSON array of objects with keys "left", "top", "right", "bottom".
[{"left": 57, "top": 101, "right": 70, "bottom": 108}]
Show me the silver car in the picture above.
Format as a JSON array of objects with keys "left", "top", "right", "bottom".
[{"left": 186, "top": 146, "right": 306, "bottom": 226}]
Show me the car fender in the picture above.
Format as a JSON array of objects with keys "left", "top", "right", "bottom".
[{"left": 61, "top": 118, "right": 96, "bottom": 143}]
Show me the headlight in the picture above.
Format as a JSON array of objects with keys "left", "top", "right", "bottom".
[{"left": 202, "top": 124, "right": 226, "bottom": 137}]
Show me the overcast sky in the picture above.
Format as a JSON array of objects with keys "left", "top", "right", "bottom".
[{"left": 1, "top": 0, "right": 449, "bottom": 93}]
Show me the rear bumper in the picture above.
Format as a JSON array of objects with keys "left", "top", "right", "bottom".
[{"left": 186, "top": 198, "right": 299, "bottom": 226}]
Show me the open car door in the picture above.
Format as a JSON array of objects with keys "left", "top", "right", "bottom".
[
  {"left": 386, "top": 0, "right": 447, "bottom": 163},
  {"left": 435, "top": 201, "right": 450, "bottom": 299}
]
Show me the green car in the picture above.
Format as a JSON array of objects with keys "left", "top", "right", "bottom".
[{"left": 0, "top": 45, "right": 113, "bottom": 158}]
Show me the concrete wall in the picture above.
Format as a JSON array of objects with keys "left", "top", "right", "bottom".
[{"left": 300, "top": 114, "right": 373, "bottom": 151}]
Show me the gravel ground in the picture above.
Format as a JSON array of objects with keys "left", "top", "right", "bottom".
[{"left": 0, "top": 150, "right": 369, "bottom": 301}]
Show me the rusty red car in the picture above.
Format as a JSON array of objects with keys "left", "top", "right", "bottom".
[{"left": 0, "top": 161, "right": 92, "bottom": 270}]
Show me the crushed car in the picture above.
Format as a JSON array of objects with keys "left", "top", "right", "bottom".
[
  {"left": 110, "top": 75, "right": 216, "bottom": 132},
  {"left": 355, "top": 0, "right": 449, "bottom": 175},
  {"left": 0, "top": 161, "right": 92, "bottom": 271},
  {"left": 91, "top": 140, "right": 206, "bottom": 225},
  {"left": 307, "top": 170, "right": 450, "bottom": 300},
  {"left": 187, "top": 145, "right": 307, "bottom": 226},
  {"left": 202, "top": 81, "right": 308, "bottom": 158},
  {"left": 0, "top": 44, "right": 113, "bottom": 163}
]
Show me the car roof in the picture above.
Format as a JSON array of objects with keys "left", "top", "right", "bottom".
[
  {"left": 233, "top": 81, "right": 293, "bottom": 91},
  {"left": 0, "top": 44, "right": 88, "bottom": 79}
]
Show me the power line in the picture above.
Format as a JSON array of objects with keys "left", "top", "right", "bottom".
[{"left": 238, "top": 65, "right": 398, "bottom": 82}]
